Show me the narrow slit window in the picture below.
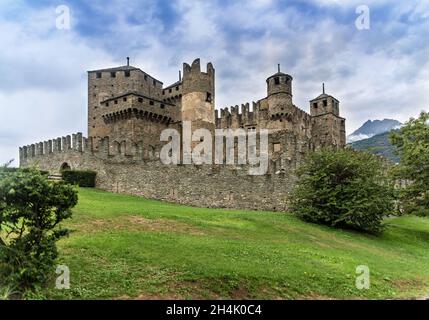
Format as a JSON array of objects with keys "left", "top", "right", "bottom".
[{"left": 206, "top": 92, "right": 212, "bottom": 102}]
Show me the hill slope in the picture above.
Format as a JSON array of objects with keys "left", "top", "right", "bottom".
[
  {"left": 40, "top": 188, "right": 429, "bottom": 300},
  {"left": 348, "top": 131, "right": 399, "bottom": 163},
  {"left": 348, "top": 119, "right": 402, "bottom": 143}
]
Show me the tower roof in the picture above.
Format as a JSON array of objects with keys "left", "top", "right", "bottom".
[
  {"left": 266, "top": 71, "right": 293, "bottom": 82},
  {"left": 310, "top": 83, "right": 338, "bottom": 102},
  {"left": 266, "top": 64, "right": 293, "bottom": 82},
  {"left": 87, "top": 65, "right": 140, "bottom": 73}
]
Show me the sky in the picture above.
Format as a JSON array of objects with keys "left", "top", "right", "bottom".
[{"left": 0, "top": 0, "right": 428, "bottom": 165}]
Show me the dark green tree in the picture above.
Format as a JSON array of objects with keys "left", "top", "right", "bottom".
[
  {"left": 289, "top": 148, "right": 395, "bottom": 234},
  {"left": 390, "top": 111, "right": 429, "bottom": 216},
  {"left": 0, "top": 167, "right": 77, "bottom": 293}
]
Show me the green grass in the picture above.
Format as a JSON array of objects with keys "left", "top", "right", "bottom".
[{"left": 39, "top": 188, "right": 429, "bottom": 300}]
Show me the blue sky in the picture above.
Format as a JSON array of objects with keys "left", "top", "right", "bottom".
[{"left": 0, "top": 0, "right": 428, "bottom": 165}]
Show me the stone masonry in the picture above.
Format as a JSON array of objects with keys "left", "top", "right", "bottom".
[{"left": 20, "top": 58, "right": 346, "bottom": 211}]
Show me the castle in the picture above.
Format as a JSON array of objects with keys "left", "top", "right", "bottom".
[{"left": 20, "top": 58, "right": 346, "bottom": 211}]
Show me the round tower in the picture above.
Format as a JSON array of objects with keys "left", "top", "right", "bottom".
[
  {"left": 266, "top": 65, "right": 293, "bottom": 117},
  {"left": 181, "top": 59, "right": 215, "bottom": 131}
]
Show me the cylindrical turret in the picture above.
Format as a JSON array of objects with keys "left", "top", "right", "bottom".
[{"left": 266, "top": 69, "right": 293, "bottom": 117}]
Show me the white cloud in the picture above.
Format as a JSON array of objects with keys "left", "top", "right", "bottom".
[{"left": 0, "top": 0, "right": 428, "bottom": 165}]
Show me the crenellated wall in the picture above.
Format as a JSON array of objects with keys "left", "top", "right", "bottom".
[
  {"left": 19, "top": 58, "right": 346, "bottom": 212},
  {"left": 20, "top": 133, "right": 305, "bottom": 212}
]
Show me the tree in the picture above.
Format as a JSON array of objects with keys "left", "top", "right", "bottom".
[
  {"left": 0, "top": 167, "right": 77, "bottom": 293},
  {"left": 390, "top": 111, "right": 429, "bottom": 216},
  {"left": 289, "top": 148, "right": 395, "bottom": 234}
]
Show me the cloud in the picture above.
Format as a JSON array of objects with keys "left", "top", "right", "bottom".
[{"left": 0, "top": 0, "right": 428, "bottom": 165}]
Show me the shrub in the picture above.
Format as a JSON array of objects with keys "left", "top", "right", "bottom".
[
  {"left": 289, "top": 148, "right": 395, "bottom": 234},
  {"left": 390, "top": 112, "right": 429, "bottom": 216},
  {"left": 62, "top": 170, "right": 97, "bottom": 187},
  {"left": 0, "top": 168, "right": 77, "bottom": 293}
]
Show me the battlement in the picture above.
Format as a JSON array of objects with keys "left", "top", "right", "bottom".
[
  {"left": 215, "top": 101, "right": 261, "bottom": 129},
  {"left": 182, "top": 59, "right": 215, "bottom": 96},
  {"left": 20, "top": 133, "right": 87, "bottom": 160},
  {"left": 183, "top": 58, "right": 214, "bottom": 77}
]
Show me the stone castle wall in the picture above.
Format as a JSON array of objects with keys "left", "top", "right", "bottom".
[{"left": 20, "top": 133, "right": 302, "bottom": 211}]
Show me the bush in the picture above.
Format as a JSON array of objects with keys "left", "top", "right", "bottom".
[
  {"left": 0, "top": 168, "right": 77, "bottom": 293},
  {"left": 289, "top": 148, "right": 395, "bottom": 234},
  {"left": 62, "top": 170, "right": 97, "bottom": 187},
  {"left": 0, "top": 167, "right": 48, "bottom": 175},
  {"left": 390, "top": 112, "right": 429, "bottom": 216}
]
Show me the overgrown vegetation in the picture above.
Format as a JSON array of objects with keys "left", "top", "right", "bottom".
[
  {"left": 62, "top": 170, "right": 97, "bottom": 187},
  {"left": 0, "top": 166, "right": 77, "bottom": 296},
  {"left": 390, "top": 111, "right": 429, "bottom": 216},
  {"left": 289, "top": 148, "right": 395, "bottom": 234}
]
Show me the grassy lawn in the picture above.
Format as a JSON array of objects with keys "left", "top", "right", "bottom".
[{"left": 39, "top": 188, "right": 429, "bottom": 300}]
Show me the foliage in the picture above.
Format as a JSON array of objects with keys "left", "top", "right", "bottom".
[
  {"left": 390, "top": 112, "right": 429, "bottom": 216},
  {"left": 62, "top": 170, "right": 97, "bottom": 187},
  {"left": 0, "top": 167, "right": 77, "bottom": 294},
  {"left": 289, "top": 148, "right": 395, "bottom": 234},
  {"left": 40, "top": 188, "right": 429, "bottom": 300}
]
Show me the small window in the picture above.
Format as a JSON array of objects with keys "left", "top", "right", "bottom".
[
  {"left": 144, "top": 75, "right": 148, "bottom": 81},
  {"left": 153, "top": 79, "right": 156, "bottom": 86},
  {"left": 313, "top": 103, "right": 318, "bottom": 108},
  {"left": 162, "top": 90, "right": 165, "bottom": 95},
  {"left": 274, "top": 77, "right": 280, "bottom": 85},
  {"left": 323, "top": 100, "right": 327, "bottom": 107},
  {"left": 150, "top": 100, "right": 154, "bottom": 105},
  {"left": 110, "top": 72, "right": 116, "bottom": 78},
  {"left": 124, "top": 70, "right": 131, "bottom": 77},
  {"left": 114, "top": 100, "right": 118, "bottom": 104},
  {"left": 206, "top": 92, "right": 212, "bottom": 102},
  {"left": 106, "top": 102, "right": 109, "bottom": 107},
  {"left": 123, "top": 97, "right": 127, "bottom": 102},
  {"left": 160, "top": 104, "right": 165, "bottom": 109},
  {"left": 138, "top": 97, "right": 143, "bottom": 103},
  {"left": 96, "top": 72, "right": 102, "bottom": 78},
  {"left": 176, "top": 86, "right": 179, "bottom": 91},
  {"left": 169, "top": 88, "right": 172, "bottom": 93}
]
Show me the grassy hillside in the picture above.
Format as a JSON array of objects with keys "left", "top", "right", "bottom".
[
  {"left": 349, "top": 131, "right": 400, "bottom": 163},
  {"left": 38, "top": 188, "right": 429, "bottom": 300}
]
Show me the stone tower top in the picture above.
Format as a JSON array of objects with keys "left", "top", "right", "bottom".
[
  {"left": 266, "top": 65, "right": 293, "bottom": 98},
  {"left": 310, "top": 84, "right": 340, "bottom": 117}
]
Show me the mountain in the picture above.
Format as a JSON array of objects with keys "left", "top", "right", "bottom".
[
  {"left": 348, "top": 130, "right": 400, "bottom": 163},
  {"left": 347, "top": 119, "right": 402, "bottom": 143}
]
